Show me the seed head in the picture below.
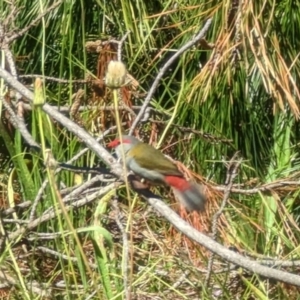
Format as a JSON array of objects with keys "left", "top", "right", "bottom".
[{"left": 105, "top": 60, "right": 127, "bottom": 89}]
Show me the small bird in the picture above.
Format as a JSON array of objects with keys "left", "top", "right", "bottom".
[{"left": 107, "top": 135, "right": 206, "bottom": 211}]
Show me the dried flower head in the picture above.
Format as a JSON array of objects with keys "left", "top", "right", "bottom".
[
  {"left": 105, "top": 60, "right": 127, "bottom": 89},
  {"left": 33, "top": 78, "right": 45, "bottom": 106}
]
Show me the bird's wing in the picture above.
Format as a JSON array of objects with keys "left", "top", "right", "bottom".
[{"left": 128, "top": 143, "right": 183, "bottom": 176}]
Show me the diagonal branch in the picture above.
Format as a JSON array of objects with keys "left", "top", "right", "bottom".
[
  {"left": 145, "top": 193, "right": 300, "bottom": 287},
  {"left": 205, "top": 153, "right": 242, "bottom": 286},
  {"left": 1, "top": 66, "right": 300, "bottom": 287},
  {"left": 6, "top": 1, "right": 64, "bottom": 44},
  {"left": 1, "top": 96, "right": 40, "bottom": 149},
  {"left": 129, "top": 18, "right": 213, "bottom": 134}
]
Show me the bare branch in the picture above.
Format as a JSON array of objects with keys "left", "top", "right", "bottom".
[
  {"left": 19, "top": 74, "right": 89, "bottom": 83},
  {"left": 129, "top": 18, "right": 213, "bottom": 134},
  {"left": 213, "top": 181, "right": 300, "bottom": 194},
  {"left": 6, "top": 1, "right": 64, "bottom": 44},
  {"left": 1, "top": 201, "right": 32, "bottom": 217},
  {"left": 36, "top": 246, "right": 97, "bottom": 269},
  {"left": 205, "top": 153, "right": 242, "bottom": 286},
  {"left": 0, "top": 66, "right": 120, "bottom": 174},
  {"left": 1, "top": 95, "right": 40, "bottom": 149},
  {"left": 145, "top": 195, "right": 300, "bottom": 287},
  {"left": 117, "top": 31, "right": 131, "bottom": 61},
  {"left": 2, "top": 65, "right": 300, "bottom": 288},
  {"left": 8, "top": 183, "right": 117, "bottom": 241}
]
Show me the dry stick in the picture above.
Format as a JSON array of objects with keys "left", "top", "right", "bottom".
[
  {"left": 29, "top": 179, "right": 49, "bottom": 221},
  {"left": 0, "top": 270, "right": 52, "bottom": 298},
  {"left": 129, "top": 18, "right": 213, "bottom": 134},
  {"left": 36, "top": 246, "right": 97, "bottom": 269},
  {"left": 85, "top": 290, "right": 101, "bottom": 300},
  {"left": 43, "top": 178, "right": 120, "bottom": 220},
  {"left": 41, "top": 176, "right": 103, "bottom": 215},
  {"left": 43, "top": 175, "right": 108, "bottom": 215},
  {"left": 1, "top": 68, "right": 300, "bottom": 287},
  {"left": 0, "top": 20, "right": 21, "bottom": 99},
  {"left": 6, "top": 0, "right": 64, "bottom": 44},
  {"left": 116, "top": 31, "right": 131, "bottom": 61},
  {"left": 205, "top": 154, "right": 242, "bottom": 286},
  {"left": 58, "top": 163, "right": 114, "bottom": 176},
  {"left": 213, "top": 181, "right": 300, "bottom": 194},
  {"left": 2, "top": 219, "right": 29, "bottom": 224},
  {"left": 2, "top": 4, "right": 18, "bottom": 32},
  {"left": 257, "top": 260, "right": 300, "bottom": 268},
  {"left": 22, "top": 104, "right": 145, "bottom": 112},
  {"left": 29, "top": 124, "right": 122, "bottom": 221},
  {"left": 144, "top": 195, "right": 300, "bottom": 287},
  {"left": 1, "top": 201, "right": 32, "bottom": 217},
  {"left": 0, "top": 96, "right": 40, "bottom": 149},
  {"left": 27, "top": 231, "right": 66, "bottom": 240},
  {"left": 151, "top": 119, "right": 233, "bottom": 145},
  {"left": 22, "top": 103, "right": 234, "bottom": 143},
  {"left": 8, "top": 183, "right": 116, "bottom": 241},
  {"left": 0, "top": 215, "right": 7, "bottom": 256},
  {"left": 166, "top": 270, "right": 191, "bottom": 293},
  {"left": 60, "top": 122, "right": 125, "bottom": 166},
  {"left": 20, "top": 74, "right": 89, "bottom": 83},
  {"left": 4, "top": 49, "right": 18, "bottom": 80}
]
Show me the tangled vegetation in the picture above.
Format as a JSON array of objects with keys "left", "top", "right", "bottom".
[{"left": 1, "top": 0, "right": 300, "bottom": 299}]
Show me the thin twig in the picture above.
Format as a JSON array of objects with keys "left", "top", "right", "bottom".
[
  {"left": 2, "top": 219, "right": 29, "bottom": 224},
  {"left": 20, "top": 74, "right": 89, "bottom": 83},
  {"left": 1, "top": 201, "right": 32, "bottom": 217},
  {"left": 6, "top": 1, "right": 64, "bottom": 44},
  {"left": 258, "top": 259, "right": 300, "bottom": 268},
  {"left": 28, "top": 121, "right": 123, "bottom": 221},
  {"left": 151, "top": 119, "right": 234, "bottom": 145},
  {"left": 213, "top": 180, "right": 300, "bottom": 194},
  {"left": 4, "top": 49, "right": 18, "bottom": 80},
  {"left": 29, "top": 179, "right": 49, "bottom": 221},
  {"left": 58, "top": 163, "right": 114, "bottom": 176},
  {"left": 21, "top": 103, "right": 145, "bottom": 113},
  {"left": 2, "top": 65, "right": 300, "bottom": 288},
  {"left": 117, "top": 31, "right": 131, "bottom": 61},
  {"left": 0, "top": 216, "right": 7, "bottom": 255},
  {"left": 36, "top": 246, "right": 97, "bottom": 269},
  {"left": 42, "top": 177, "right": 118, "bottom": 216},
  {"left": 1, "top": 96, "right": 40, "bottom": 149},
  {"left": 129, "top": 18, "right": 213, "bottom": 134},
  {"left": 27, "top": 232, "right": 66, "bottom": 240},
  {"left": 9, "top": 183, "right": 118, "bottom": 241},
  {"left": 168, "top": 270, "right": 191, "bottom": 291},
  {"left": 0, "top": 269, "right": 52, "bottom": 297},
  {"left": 61, "top": 175, "right": 106, "bottom": 202},
  {"left": 144, "top": 194, "right": 300, "bottom": 287},
  {"left": 205, "top": 153, "right": 242, "bottom": 286}
]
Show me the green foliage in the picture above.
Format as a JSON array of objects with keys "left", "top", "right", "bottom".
[{"left": 0, "top": 0, "right": 300, "bottom": 299}]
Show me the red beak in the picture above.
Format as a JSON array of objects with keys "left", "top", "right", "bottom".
[{"left": 107, "top": 139, "right": 120, "bottom": 148}]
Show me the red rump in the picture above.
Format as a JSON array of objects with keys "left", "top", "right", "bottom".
[{"left": 164, "top": 176, "right": 191, "bottom": 191}]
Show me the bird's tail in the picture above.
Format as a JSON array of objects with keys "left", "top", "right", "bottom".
[{"left": 165, "top": 176, "right": 206, "bottom": 211}]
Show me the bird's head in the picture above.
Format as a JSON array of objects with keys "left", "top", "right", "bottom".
[{"left": 107, "top": 135, "right": 140, "bottom": 157}]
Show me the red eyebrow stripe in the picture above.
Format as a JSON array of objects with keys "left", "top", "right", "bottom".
[
  {"left": 107, "top": 140, "right": 120, "bottom": 148},
  {"left": 107, "top": 138, "right": 131, "bottom": 148},
  {"left": 122, "top": 139, "right": 131, "bottom": 144}
]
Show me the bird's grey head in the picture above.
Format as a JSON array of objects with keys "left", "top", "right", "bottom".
[{"left": 107, "top": 135, "right": 140, "bottom": 158}]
